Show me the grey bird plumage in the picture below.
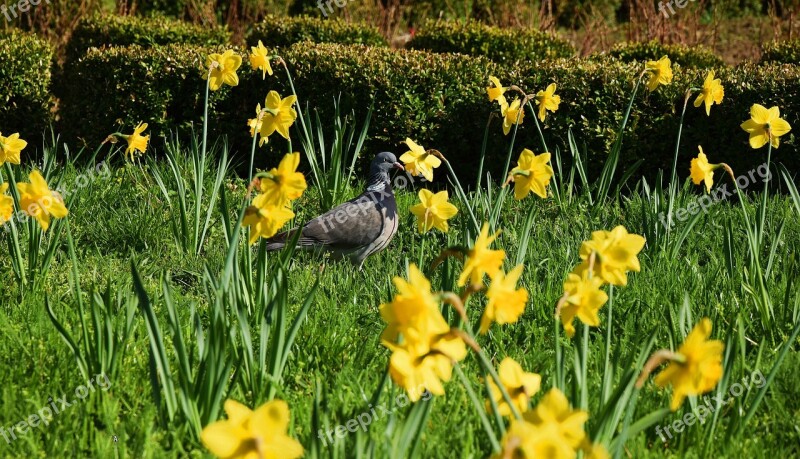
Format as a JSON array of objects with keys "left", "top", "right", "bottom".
[{"left": 265, "top": 152, "right": 404, "bottom": 267}]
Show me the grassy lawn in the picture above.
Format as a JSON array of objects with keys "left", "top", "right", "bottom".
[{"left": 0, "top": 127, "right": 798, "bottom": 457}]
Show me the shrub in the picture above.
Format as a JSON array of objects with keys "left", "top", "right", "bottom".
[
  {"left": 408, "top": 19, "right": 576, "bottom": 63},
  {"left": 0, "top": 30, "right": 54, "bottom": 143},
  {"left": 57, "top": 41, "right": 799, "bottom": 186},
  {"left": 554, "top": 0, "right": 622, "bottom": 28},
  {"left": 509, "top": 58, "right": 800, "bottom": 182},
  {"left": 134, "top": 0, "right": 188, "bottom": 17},
  {"left": 58, "top": 44, "right": 227, "bottom": 149},
  {"left": 598, "top": 40, "right": 726, "bottom": 68},
  {"left": 65, "top": 14, "right": 230, "bottom": 62},
  {"left": 246, "top": 14, "right": 387, "bottom": 48},
  {"left": 761, "top": 40, "right": 800, "bottom": 64}
]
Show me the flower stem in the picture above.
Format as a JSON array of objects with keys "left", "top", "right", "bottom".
[
  {"left": 666, "top": 90, "right": 693, "bottom": 237},
  {"left": 432, "top": 151, "right": 480, "bottom": 234},
  {"left": 454, "top": 364, "right": 502, "bottom": 451},
  {"left": 758, "top": 142, "right": 772, "bottom": 247},
  {"left": 202, "top": 68, "right": 212, "bottom": 160},
  {"left": 525, "top": 101, "right": 560, "bottom": 204},
  {"left": 452, "top": 324, "right": 523, "bottom": 420},
  {"left": 279, "top": 58, "right": 311, "bottom": 147},
  {"left": 475, "top": 114, "right": 495, "bottom": 190}
]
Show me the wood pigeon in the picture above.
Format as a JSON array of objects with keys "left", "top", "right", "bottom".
[{"left": 265, "top": 152, "right": 404, "bottom": 267}]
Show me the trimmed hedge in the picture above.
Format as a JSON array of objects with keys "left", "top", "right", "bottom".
[
  {"left": 0, "top": 30, "right": 54, "bottom": 143},
  {"left": 246, "top": 14, "right": 387, "bottom": 48},
  {"left": 597, "top": 41, "right": 726, "bottom": 68},
  {"left": 408, "top": 19, "right": 575, "bottom": 63},
  {"left": 58, "top": 44, "right": 222, "bottom": 148},
  {"left": 65, "top": 14, "right": 230, "bottom": 62},
  {"left": 761, "top": 40, "right": 800, "bottom": 64},
  {"left": 134, "top": 0, "right": 188, "bottom": 17},
  {"left": 57, "top": 41, "right": 799, "bottom": 185}
]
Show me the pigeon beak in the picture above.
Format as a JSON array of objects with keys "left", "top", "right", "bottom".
[{"left": 393, "top": 162, "right": 405, "bottom": 171}]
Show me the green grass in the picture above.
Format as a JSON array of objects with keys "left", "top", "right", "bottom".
[{"left": 0, "top": 138, "right": 798, "bottom": 458}]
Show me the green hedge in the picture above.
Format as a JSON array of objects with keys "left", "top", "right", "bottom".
[
  {"left": 246, "top": 14, "right": 387, "bottom": 48},
  {"left": 596, "top": 41, "right": 725, "bottom": 68},
  {"left": 761, "top": 40, "right": 800, "bottom": 64},
  {"left": 408, "top": 19, "right": 576, "bottom": 63},
  {"left": 57, "top": 41, "right": 799, "bottom": 185},
  {"left": 0, "top": 30, "right": 54, "bottom": 144},
  {"left": 65, "top": 14, "right": 230, "bottom": 62},
  {"left": 134, "top": 0, "right": 188, "bottom": 17},
  {"left": 58, "top": 44, "right": 223, "bottom": 148}
]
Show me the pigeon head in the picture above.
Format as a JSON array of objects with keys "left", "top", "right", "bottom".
[
  {"left": 367, "top": 152, "right": 404, "bottom": 191},
  {"left": 371, "top": 152, "right": 404, "bottom": 173}
]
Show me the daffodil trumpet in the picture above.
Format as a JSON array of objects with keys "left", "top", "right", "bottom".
[{"left": 503, "top": 169, "right": 531, "bottom": 188}]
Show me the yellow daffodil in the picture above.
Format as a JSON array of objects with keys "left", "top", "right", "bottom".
[
  {"left": 248, "top": 104, "right": 266, "bottom": 145},
  {"left": 259, "top": 91, "right": 298, "bottom": 142},
  {"left": 486, "top": 76, "right": 508, "bottom": 106},
  {"left": 501, "top": 98, "right": 525, "bottom": 135},
  {"left": 496, "top": 420, "right": 576, "bottom": 459},
  {"left": 581, "top": 441, "right": 611, "bottom": 459},
  {"left": 124, "top": 123, "right": 149, "bottom": 160},
  {"left": 480, "top": 265, "right": 528, "bottom": 334},
  {"left": 380, "top": 264, "right": 449, "bottom": 345},
  {"left": 694, "top": 71, "right": 724, "bottom": 116},
  {"left": 409, "top": 189, "right": 458, "bottom": 233},
  {"left": 16, "top": 170, "right": 68, "bottom": 231},
  {"left": 509, "top": 149, "right": 553, "bottom": 200},
  {"left": 243, "top": 195, "right": 295, "bottom": 245},
  {"left": 249, "top": 40, "right": 273, "bottom": 79},
  {"left": 690, "top": 146, "right": 721, "bottom": 193},
  {"left": 496, "top": 388, "right": 593, "bottom": 459},
  {"left": 457, "top": 222, "right": 505, "bottom": 287},
  {"left": 560, "top": 268, "right": 608, "bottom": 338},
  {"left": 645, "top": 55, "right": 673, "bottom": 91},
  {"left": 200, "top": 399, "right": 303, "bottom": 459},
  {"left": 654, "top": 318, "right": 724, "bottom": 411},
  {"left": 740, "top": 103, "right": 792, "bottom": 149},
  {"left": 524, "top": 388, "right": 589, "bottom": 450},
  {"left": 535, "top": 83, "right": 561, "bottom": 122},
  {"left": 387, "top": 330, "right": 467, "bottom": 402},
  {"left": 259, "top": 152, "right": 307, "bottom": 207},
  {"left": 0, "top": 132, "right": 26, "bottom": 166},
  {"left": 579, "top": 226, "right": 646, "bottom": 286},
  {"left": 486, "top": 357, "right": 541, "bottom": 416},
  {"left": 399, "top": 138, "right": 441, "bottom": 182},
  {"left": 0, "top": 183, "right": 13, "bottom": 225},
  {"left": 205, "top": 49, "right": 242, "bottom": 91}
]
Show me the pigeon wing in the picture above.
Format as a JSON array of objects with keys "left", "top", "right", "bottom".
[{"left": 296, "top": 191, "right": 386, "bottom": 250}]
